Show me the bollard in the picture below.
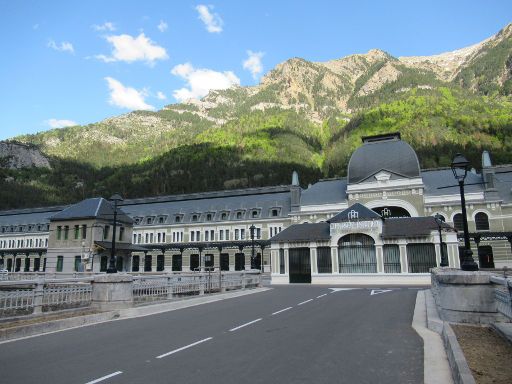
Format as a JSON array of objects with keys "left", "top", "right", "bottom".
[
  {"left": 241, "top": 272, "right": 246, "bottom": 290},
  {"left": 33, "top": 278, "right": 44, "bottom": 315}
]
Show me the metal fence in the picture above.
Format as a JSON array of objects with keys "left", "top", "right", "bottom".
[
  {"left": 0, "top": 277, "right": 93, "bottom": 317},
  {"left": 132, "top": 271, "right": 261, "bottom": 302}
]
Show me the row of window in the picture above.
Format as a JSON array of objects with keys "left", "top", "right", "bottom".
[
  {"left": 438, "top": 212, "right": 490, "bottom": 231},
  {"left": 0, "top": 238, "right": 48, "bottom": 249},
  {"left": 1, "top": 257, "right": 47, "bottom": 272},
  {"left": 1, "top": 224, "right": 50, "bottom": 234},
  {"left": 133, "top": 208, "right": 282, "bottom": 226},
  {"left": 133, "top": 227, "right": 264, "bottom": 244},
  {"left": 56, "top": 225, "right": 125, "bottom": 242}
]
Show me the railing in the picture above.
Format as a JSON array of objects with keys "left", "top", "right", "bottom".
[
  {"left": 132, "top": 271, "right": 261, "bottom": 302},
  {"left": 490, "top": 275, "right": 512, "bottom": 320},
  {"left": 0, "top": 277, "right": 93, "bottom": 317}
]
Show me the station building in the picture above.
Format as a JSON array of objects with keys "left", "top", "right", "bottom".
[{"left": 1, "top": 132, "right": 512, "bottom": 283}]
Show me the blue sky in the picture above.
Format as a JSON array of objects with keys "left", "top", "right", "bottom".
[{"left": 0, "top": 0, "right": 511, "bottom": 140}]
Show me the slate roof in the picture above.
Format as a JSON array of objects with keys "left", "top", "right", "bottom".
[
  {"left": 0, "top": 206, "right": 60, "bottom": 231},
  {"left": 328, "top": 203, "right": 381, "bottom": 223},
  {"left": 381, "top": 217, "right": 453, "bottom": 238},
  {"left": 348, "top": 137, "right": 420, "bottom": 184},
  {"left": 271, "top": 223, "right": 331, "bottom": 242},
  {"left": 493, "top": 168, "right": 512, "bottom": 203},
  {"left": 50, "top": 198, "right": 133, "bottom": 224},
  {"left": 300, "top": 178, "right": 347, "bottom": 206},
  {"left": 421, "top": 169, "right": 484, "bottom": 196},
  {"left": 121, "top": 187, "right": 291, "bottom": 224}
]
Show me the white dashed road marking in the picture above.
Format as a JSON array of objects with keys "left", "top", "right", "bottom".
[
  {"left": 85, "top": 371, "right": 122, "bottom": 384},
  {"left": 156, "top": 337, "right": 213, "bottom": 359},
  {"left": 229, "top": 318, "right": 262, "bottom": 332},
  {"left": 272, "top": 307, "right": 292, "bottom": 315},
  {"left": 297, "top": 299, "right": 314, "bottom": 306},
  {"left": 316, "top": 294, "right": 328, "bottom": 298},
  {"left": 370, "top": 289, "right": 393, "bottom": 296}
]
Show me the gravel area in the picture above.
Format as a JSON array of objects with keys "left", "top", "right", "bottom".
[{"left": 452, "top": 324, "right": 512, "bottom": 384}]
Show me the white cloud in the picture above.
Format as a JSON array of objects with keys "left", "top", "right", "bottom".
[
  {"left": 105, "top": 77, "right": 155, "bottom": 111},
  {"left": 96, "top": 33, "right": 168, "bottom": 65},
  {"left": 157, "top": 20, "right": 168, "bottom": 32},
  {"left": 93, "top": 22, "right": 116, "bottom": 31},
  {"left": 195, "top": 5, "right": 223, "bottom": 33},
  {"left": 47, "top": 40, "right": 74, "bottom": 54},
  {"left": 171, "top": 62, "right": 240, "bottom": 102},
  {"left": 45, "top": 119, "right": 78, "bottom": 128},
  {"left": 156, "top": 91, "right": 167, "bottom": 100},
  {"left": 243, "top": 50, "right": 264, "bottom": 80}
]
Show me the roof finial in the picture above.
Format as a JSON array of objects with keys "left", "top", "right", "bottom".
[{"left": 292, "top": 171, "right": 299, "bottom": 186}]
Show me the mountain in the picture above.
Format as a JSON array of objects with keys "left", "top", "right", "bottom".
[{"left": 2, "top": 23, "right": 512, "bottom": 209}]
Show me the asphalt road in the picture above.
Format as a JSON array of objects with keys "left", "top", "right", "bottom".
[{"left": 0, "top": 286, "right": 423, "bottom": 384}]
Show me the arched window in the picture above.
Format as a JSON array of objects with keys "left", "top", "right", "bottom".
[
  {"left": 475, "top": 212, "right": 490, "bottom": 231},
  {"left": 338, "top": 234, "right": 376, "bottom": 273},
  {"left": 453, "top": 213, "right": 464, "bottom": 231},
  {"left": 434, "top": 214, "right": 446, "bottom": 222}
]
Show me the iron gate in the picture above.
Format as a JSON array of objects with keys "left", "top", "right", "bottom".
[{"left": 289, "top": 247, "right": 311, "bottom": 283}]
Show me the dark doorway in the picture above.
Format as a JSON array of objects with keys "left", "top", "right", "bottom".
[
  {"left": 132, "top": 255, "right": 140, "bottom": 272},
  {"left": 254, "top": 252, "right": 262, "bottom": 270},
  {"left": 220, "top": 253, "right": 229, "bottom": 271},
  {"left": 100, "top": 256, "right": 108, "bottom": 272},
  {"left": 15, "top": 258, "right": 21, "bottom": 272},
  {"left": 172, "top": 254, "right": 182, "bottom": 271},
  {"left": 116, "top": 256, "right": 123, "bottom": 272},
  {"left": 190, "top": 254, "right": 199, "bottom": 271},
  {"left": 289, "top": 247, "right": 311, "bottom": 283},
  {"left": 144, "top": 255, "right": 152, "bottom": 272},
  {"left": 34, "top": 257, "right": 41, "bottom": 272},
  {"left": 157, "top": 254, "right": 165, "bottom": 271},
  {"left": 204, "top": 254, "right": 214, "bottom": 270},
  {"left": 235, "top": 253, "right": 245, "bottom": 271},
  {"left": 478, "top": 246, "right": 494, "bottom": 268}
]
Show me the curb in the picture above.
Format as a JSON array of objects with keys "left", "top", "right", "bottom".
[
  {"left": 425, "top": 289, "right": 476, "bottom": 384},
  {"left": 442, "top": 323, "right": 476, "bottom": 384},
  {"left": 0, "top": 287, "right": 270, "bottom": 343},
  {"left": 0, "top": 311, "right": 119, "bottom": 343}
]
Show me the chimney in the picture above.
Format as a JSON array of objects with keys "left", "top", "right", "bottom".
[{"left": 291, "top": 171, "right": 301, "bottom": 212}]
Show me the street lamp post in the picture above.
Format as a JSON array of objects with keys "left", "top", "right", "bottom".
[
  {"left": 249, "top": 225, "right": 255, "bottom": 270},
  {"left": 451, "top": 154, "right": 478, "bottom": 271},
  {"left": 434, "top": 213, "right": 448, "bottom": 267},
  {"left": 107, "top": 193, "right": 123, "bottom": 274}
]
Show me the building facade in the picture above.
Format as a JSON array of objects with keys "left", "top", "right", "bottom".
[{"left": 0, "top": 132, "right": 511, "bottom": 281}]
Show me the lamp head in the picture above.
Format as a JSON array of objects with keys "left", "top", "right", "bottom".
[
  {"left": 451, "top": 153, "right": 470, "bottom": 182},
  {"left": 109, "top": 193, "right": 123, "bottom": 202}
]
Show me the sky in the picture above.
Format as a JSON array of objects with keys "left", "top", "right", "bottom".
[{"left": 0, "top": 0, "right": 511, "bottom": 140}]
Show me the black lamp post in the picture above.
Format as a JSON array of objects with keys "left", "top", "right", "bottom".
[
  {"left": 434, "top": 213, "right": 448, "bottom": 267},
  {"left": 107, "top": 193, "right": 123, "bottom": 274},
  {"left": 451, "top": 154, "right": 478, "bottom": 271},
  {"left": 249, "top": 225, "right": 255, "bottom": 270}
]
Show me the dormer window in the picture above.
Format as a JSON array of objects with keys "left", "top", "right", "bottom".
[
  {"left": 236, "top": 212, "right": 243, "bottom": 219},
  {"left": 206, "top": 213, "right": 213, "bottom": 221},
  {"left": 158, "top": 216, "right": 167, "bottom": 224},
  {"left": 251, "top": 209, "right": 260, "bottom": 218},
  {"left": 175, "top": 215, "right": 183, "bottom": 223},
  {"left": 271, "top": 208, "right": 280, "bottom": 217},
  {"left": 221, "top": 212, "right": 228, "bottom": 220},
  {"left": 147, "top": 217, "right": 153, "bottom": 225},
  {"left": 134, "top": 217, "right": 142, "bottom": 225},
  {"left": 192, "top": 214, "right": 199, "bottom": 222}
]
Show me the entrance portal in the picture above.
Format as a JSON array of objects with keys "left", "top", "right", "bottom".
[{"left": 289, "top": 248, "right": 311, "bottom": 283}]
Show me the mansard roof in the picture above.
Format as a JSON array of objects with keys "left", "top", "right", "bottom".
[
  {"left": 381, "top": 217, "right": 453, "bottom": 238},
  {"left": 50, "top": 198, "right": 133, "bottom": 224},
  {"left": 347, "top": 134, "right": 421, "bottom": 184},
  {"left": 328, "top": 203, "right": 381, "bottom": 223},
  {"left": 121, "top": 186, "right": 291, "bottom": 224},
  {"left": 421, "top": 168, "right": 484, "bottom": 196},
  {"left": 271, "top": 223, "right": 330, "bottom": 242},
  {"left": 300, "top": 178, "right": 347, "bottom": 206}
]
